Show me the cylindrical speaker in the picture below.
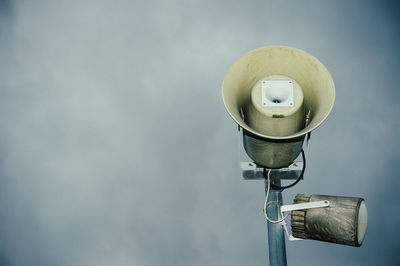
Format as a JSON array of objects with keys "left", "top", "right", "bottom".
[{"left": 291, "top": 194, "right": 368, "bottom": 247}]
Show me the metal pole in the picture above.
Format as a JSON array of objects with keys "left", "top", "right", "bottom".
[{"left": 266, "top": 182, "right": 287, "bottom": 266}]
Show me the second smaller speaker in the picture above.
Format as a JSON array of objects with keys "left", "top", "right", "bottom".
[{"left": 291, "top": 194, "right": 368, "bottom": 247}]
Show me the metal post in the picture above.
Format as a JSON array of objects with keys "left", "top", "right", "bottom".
[{"left": 266, "top": 182, "right": 287, "bottom": 266}]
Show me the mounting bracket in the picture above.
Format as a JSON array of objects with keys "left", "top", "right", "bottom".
[{"left": 279, "top": 200, "right": 330, "bottom": 241}]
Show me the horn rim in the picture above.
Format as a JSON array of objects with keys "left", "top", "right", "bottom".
[{"left": 222, "top": 45, "right": 335, "bottom": 140}]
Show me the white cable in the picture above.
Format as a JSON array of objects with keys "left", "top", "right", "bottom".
[{"left": 263, "top": 169, "right": 289, "bottom": 223}]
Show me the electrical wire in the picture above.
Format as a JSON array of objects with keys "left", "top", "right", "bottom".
[
  {"left": 263, "top": 149, "right": 306, "bottom": 223},
  {"left": 263, "top": 169, "right": 289, "bottom": 223},
  {"left": 263, "top": 149, "right": 306, "bottom": 191}
]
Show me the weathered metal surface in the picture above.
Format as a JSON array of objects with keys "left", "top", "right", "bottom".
[
  {"left": 291, "top": 194, "right": 366, "bottom": 246},
  {"left": 243, "top": 133, "right": 304, "bottom": 168}
]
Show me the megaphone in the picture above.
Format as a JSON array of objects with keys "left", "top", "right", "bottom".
[{"left": 222, "top": 46, "right": 335, "bottom": 168}]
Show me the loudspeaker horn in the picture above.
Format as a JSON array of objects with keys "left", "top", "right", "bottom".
[{"left": 222, "top": 46, "right": 335, "bottom": 168}]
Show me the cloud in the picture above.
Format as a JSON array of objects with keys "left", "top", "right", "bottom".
[{"left": 0, "top": 0, "right": 399, "bottom": 265}]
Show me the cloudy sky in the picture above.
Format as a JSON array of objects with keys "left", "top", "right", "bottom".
[{"left": 0, "top": 0, "right": 399, "bottom": 265}]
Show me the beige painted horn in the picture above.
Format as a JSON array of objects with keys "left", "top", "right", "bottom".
[{"left": 222, "top": 46, "right": 335, "bottom": 168}]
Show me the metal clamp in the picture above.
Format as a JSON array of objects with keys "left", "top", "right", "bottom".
[
  {"left": 279, "top": 200, "right": 330, "bottom": 241},
  {"left": 240, "top": 161, "right": 303, "bottom": 181}
]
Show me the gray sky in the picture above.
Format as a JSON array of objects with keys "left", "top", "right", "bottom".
[{"left": 0, "top": 0, "right": 399, "bottom": 265}]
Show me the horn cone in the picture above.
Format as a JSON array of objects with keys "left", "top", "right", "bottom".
[{"left": 222, "top": 46, "right": 335, "bottom": 168}]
